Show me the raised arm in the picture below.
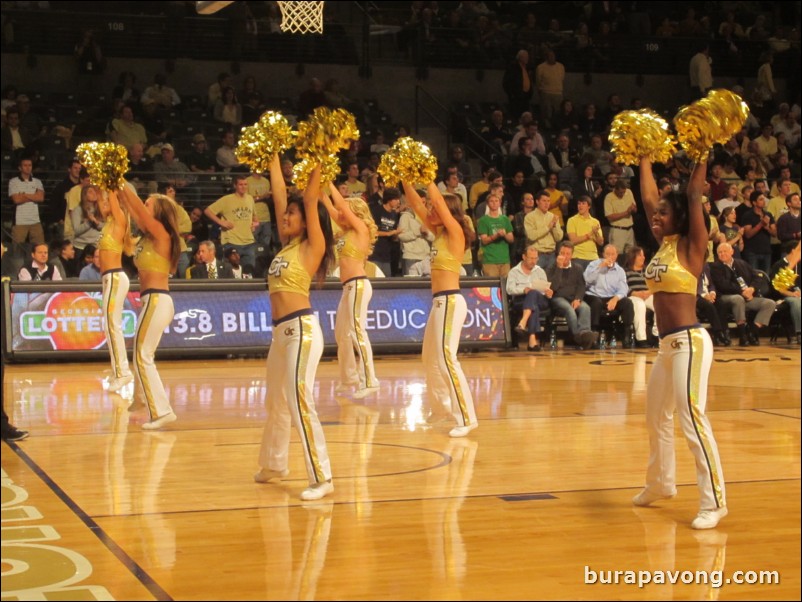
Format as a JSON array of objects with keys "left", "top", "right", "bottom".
[
  {"left": 686, "top": 161, "right": 710, "bottom": 269},
  {"left": 401, "top": 181, "right": 430, "bottom": 225},
  {"left": 639, "top": 157, "right": 659, "bottom": 223},
  {"left": 107, "top": 189, "right": 126, "bottom": 225},
  {"left": 269, "top": 153, "right": 288, "bottom": 245},
  {"left": 328, "top": 182, "right": 367, "bottom": 235},
  {"left": 302, "top": 165, "right": 325, "bottom": 272}
]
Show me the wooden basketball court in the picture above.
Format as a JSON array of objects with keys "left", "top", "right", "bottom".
[{"left": 2, "top": 343, "right": 800, "bottom": 600}]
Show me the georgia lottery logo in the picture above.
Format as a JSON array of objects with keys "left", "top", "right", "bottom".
[{"left": 19, "top": 292, "right": 136, "bottom": 350}]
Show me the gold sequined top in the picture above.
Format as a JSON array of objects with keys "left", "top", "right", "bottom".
[
  {"left": 431, "top": 229, "right": 461, "bottom": 274},
  {"left": 336, "top": 229, "right": 366, "bottom": 262},
  {"left": 267, "top": 237, "right": 312, "bottom": 295},
  {"left": 98, "top": 217, "right": 124, "bottom": 254},
  {"left": 645, "top": 234, "right": 697, "bottom": 295},
  {"left": 134, "top": 236, "right": 171, "bottom": 275}
]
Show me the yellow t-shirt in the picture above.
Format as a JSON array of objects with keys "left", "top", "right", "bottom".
[
  {"left": 206, "top": 192, "right": 256, "bottom": 246},
  {"left": 566, "top": 213, "right": 600, "bottom": 260},
  {"left": 246, "top": 175, "right": 271, "bottom": 223}
]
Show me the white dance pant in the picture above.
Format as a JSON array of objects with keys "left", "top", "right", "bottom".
[
  {"left": 422, "top": 291, "right": 476, "bottom": 428},
  {"left": 335, "top": 276, "right": 378, "bottom": 389},
  {"left": 631, "top": 294, "right": 655, "bottom": 341},
  {"left": 259, "top": 310, "right": 331, "bottom": 486},
  {"left": 102, "top": 269, "right": 131, "bottom": 379},
  {"left": 644, "top": 326, "right": 725, "bottom": 511},
  {"left": 133, "top": 290, "right": 175, "bottom": 421}
]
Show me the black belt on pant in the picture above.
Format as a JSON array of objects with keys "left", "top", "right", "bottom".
[{"left": 610, "top": 225, "right": 633, "bottom": 230}]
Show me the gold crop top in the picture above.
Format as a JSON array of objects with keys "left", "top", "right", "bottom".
[
  {"left": 267, "top": 237, "right": 312, "bottom": 295},
  {"left": 431, "top": 229, "right": 461, "bottom": 274},
  {"left": 644, "top": 234, "right": 697, "bottom": 295},
  {"left": 134, "top": 236, "right": 171, "bottom": 275},
  {"left": 336, "top": 229, "right": 367, "bottom": 262},
  {"left": 98, "top": 218, "right": 124, "bottom": 254}
]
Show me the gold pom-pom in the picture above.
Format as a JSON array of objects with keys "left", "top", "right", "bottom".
[
  {"left": 772, "top": 267, "right": 798, "bottom": 293},
  {"left": 295, "top": 107, "right": 359, "bottom": 161},
  {"left": 377, "top": 137, "right": 439, "bottom": 188},
  {"left": 608, "top": 109, "right": 676, "bottom": 166},
  {"left": 235, "top": 111, "right": 296, "bottom": 173},
  {"left": 76, "top": 142, "right": 130, "bottom": 191},
  {"left": 674, "top": 89, "right": 749, "bottom": 163},
  {"left": 292, "top": 155, "right": 341, "bottom": 191}
]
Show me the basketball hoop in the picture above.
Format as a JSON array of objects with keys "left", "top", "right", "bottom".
[{"left": 277, "top": 1, "right": 325, "bottom": 34}]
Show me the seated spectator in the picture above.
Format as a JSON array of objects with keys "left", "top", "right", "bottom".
[
  {"left": 213, "top": 86, "right": 242, "bottom": 126},
  {"left": 710, "top": 242, "right": 777, "bottom": 346},
  {"left": 112, "top": 70, "right": 140, "bottom": 104},
  {"left": 623, "top": 246, "right": 654, "bottom": 348},
  {"left": 216, "top": 130, "right": 247, "bottom": 172},
  {"left": 481, "top": 110, "right": 513, "bottom": 158},
  {"left": 719, "top": 206, "right": 745, "bottom": 258},
  {"left": 125, "top": 142, "right": 156, "bottom": 196},
  {"left": 188, "top": 240, "right": 235, "bottom": 279},
  {"left": 551, "top": 98, "right": 579, "bottom": 134},
  {"left": 79, "top": 245, "right": 102, "bottom": 281},
  {"left": 583, "top": 244, "right": 635, "bottom": 346},
  {"left": 109, "top": 105, "right": 147, "bottom": 148},
  {"left": 141, "top": 73, "right": 181, "bottom": 112},
  {"left": 207, "top": 72, "right": 232, "bottom": 109},
  {"left": 187, "top": 134, "right": 217, "bottom": 173},
  {"left": 53, "top": 239, "right": 78, "bottom": 279},
  {"left": 153, "top": 144, "right": 195, "bottom": 196},
  {"left": 544, "top": 241, "right": 596, "bottom": 349},
  {"left": 769, "top": 242, "right": 801, "bottom": 344},
  {"left": 507, "top": 245, "right": 552, "bottom": 351},
  {"left": 697, "top": 262, "right": 731, "bottom": 346},
  {"left": 224, "top": 247, "right": 253, "bottom": 279},
  {"left": 18, "top": 243, "right": 62, "bottom": 281}
]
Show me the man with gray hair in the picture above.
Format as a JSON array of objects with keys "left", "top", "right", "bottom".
[{"left": 188, "top": 240, "right": 234, "bottom": 279}]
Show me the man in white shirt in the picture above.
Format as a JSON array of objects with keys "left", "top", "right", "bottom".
[
  {"left": 9, "top": 157, "right": 45, "bottom": 246},
  {"left": 688, "top": 43, "right": 713, "bottom": 99},
  {"left": 506, "top": 245, "right": 552, "bottom": 351}
]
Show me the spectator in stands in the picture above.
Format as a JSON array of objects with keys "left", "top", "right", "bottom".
[
  {"left": 159, "top": 183, "right": 193, "bottom": 279},
  {"left": 153, "top": 144, "right": 194, "bottom": 197},
  {"left": 581, "top": 134, "right": 614, "bottom": 176},
  {"left": 719, "top": 206, "right": 744, "bottom": 259},
  {"left": 297, "top": 77, "right": 326, "bottom": 120},
  {"left": 343, "top": 161, "right": 366, "bottom": 197},
  {"left": 109, "top": 104, "right": 147, "bottom": 148},
  {"left": 364, "top": 173, "right": 384, "bottom": 206},
  {"left": 17, "top": 243, "right": 61, "bottom": 281},
  {"left": 547, "top": 133, "right": 580, "bottom": 181},
  {"left": 246, "top": 170, "right": 272, "bottom": 251},
  {"left": 468, "top": 165, "right": 494, "bottom": 212},
  {"left": 125, "top": 142, "right": 155, "bottom": 196},
  {"left": 437, "top": 171, "right": 468, "bottom": 212},
  {"left": 755, "top": 52, "right": 777, "bottom": 112},
  {"left": 213, "top": 86, "right": 242, "bottom": 126},
  {"left": 769, "top": 242, "right": 801, "bottom": 344},
  {"left": 600, "top": 94, "right": 624, "bottom": 131},
  {"left": 71, "top": 185, "right": 103, "bottom": 261},
  {"left": 507, "top": 136, "right": 546, "bottom": 189},
  {"left": 189, "top": 206, "right": 210, "bottom": 243},
  {"left": 78, "top": 245, "right": 102, "bottom": 281},
  {"left": 369, "top": 131, "right": 389, "bottom": 155},
  {"left": 624, "top": 246, "right": 654, "bottom": 348},
  {"left": 740, "top": 189, "right": 776, "bottom": 272},
  {"left": 697, "top": 262, "right": 730, "bottom": 347},
  {"left": 140, "top": 100, "right": 169, "bottom": 145},
  {"left": 688, "top": 42, "right": 713, "bottom": 100},
  {"left": 241, "top": 92, "right": 263, "bottom": 125},
  {"left": 15, "top": 95, "right": 46, "bottom": 146},
  {"left": 74, "top": 28, "right": 104, "bottom": 89},
  {"left": 204, "top": 174, "right": 258, "bottom": 271},
  {"left": 47, "top": 158, "right": 82, "bottom": 241},
  {"left": 9, "top": 156, "right": 44, "bottom": 248},
  {"left": 187, "top": 134, "right": 216, "bottom": 173},
  {"left": 141, "top": 73, "right": 181, "bottom": 112},
  {"left": 604, "top": 180, "right": 637, "bottom": 254},
  {"left": 506, "top": 169, "right": 536, "bottom": 216},
  {"left": 578, "top": 102, "right": 602, "bottom": 137},
  {"left": 224, "top": 247, "right": 252, "bottom": 279},
  {"left": 1, "top": 108, "right": 32, "bottom": 158},
  {"left": 481, "top": 109, "right": 513, "bottom": 158},
  {"left": 524, "top": 190, "right": 563, "bottom": 270},
  {"left": 753, "top": 123, "right": 779, "bottom": 167},
  {"left": 112, "top": 70, "right": 139, "bottom": 104},
  {"left": 398, "top": 193, "right": 434, "bottom": 275},
  {"left": 188, "top": 240, "right": 234, "bottom": 279},
  {"left": 54, "top": 239, "right": 78, "bottom": 278},
  {"left": 710, "top": 242, "right": 776, "bottom": 346},
  {"left": 510, "top": 121, "right": 545, "bottom": 159},
  {"left": 511, "top": 191, "right": 535, "bottom": 261},
  {"left": 216, "top": 130, "right": 247, "bottom": 172},
  {"left": 543, "top": 172, "right": 568, "bottom": 227},
  {"left": 369, "top": 186, "right": 401, "bottom": 276},
  {"left": 552, "top": 98, "right": 579, "bottom": 134},
  {"left": 545, "top": 241, "right": 596, "bottom": 349},
  {"left": 583, "top": 244, "right": 635, "bottom": 346},
  {"left": 502, "top": 49, "right": 533, "bottom": 122},
  {"left": 208, "top": 72, "right": 232, "bottom": 109},
  {"left": 566, "top": 195, "right": 603, "bottom": 271},
  {"left": 477, "top": 191, "right": 513, "bottom": 277},
  {"left": 777, "top": 192, "right": 801, "bottom": 244},
  {"left": 535, "top": 49, "right": 565, "bottom": 129},
  {"left": 573, "top": 163, "right": 603, "bottom": 216},
  {"left": 507, "top": 245, "right": 551, "bottom": 351}
]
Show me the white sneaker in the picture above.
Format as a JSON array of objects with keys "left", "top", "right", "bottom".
[
  {"left": 142, "top": 412, "right": 177, "bottom": 430},
  {"left": 334, "top": 382, "right": 357, "bottom": 393},
  {"left": 448, "top": 423, "right": 478, "bottom": 438},
  {"left": 691, "top": 507, "right": 728, "bottom": 530},
  {"left": 254, "top": 468, "right": 290, "bottom": 483},
  {"left": 352, "top": 386, "right": 379, "bottom": 399},
  {"left": 300, "top": 480, "right": 334, "bottom": 501},
  {"left": 632, "top": 488, "right": 675, "bottom": 507},
  {"left": 108, "top": 373, "right": 134, "bottom": 393}
]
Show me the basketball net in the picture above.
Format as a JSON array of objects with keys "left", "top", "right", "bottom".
[{"left": 277, "top": 1, "right": 325, "bottom": 34}]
